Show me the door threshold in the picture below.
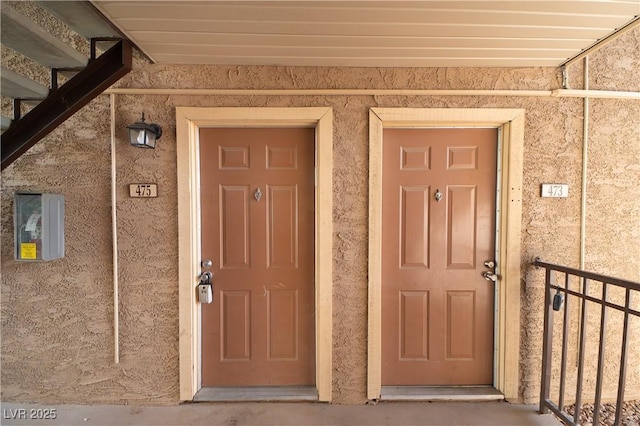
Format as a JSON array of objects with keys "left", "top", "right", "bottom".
[
  {"left": 381, "top": 386, "right": 504, "bottom": 401},
  {"left": 194, "top": 386, "right": 318, "bottom": 402}
]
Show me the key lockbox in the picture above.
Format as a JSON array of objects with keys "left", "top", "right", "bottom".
[{"left": 14, "top": 193, "right": 65, "bottom": 261}]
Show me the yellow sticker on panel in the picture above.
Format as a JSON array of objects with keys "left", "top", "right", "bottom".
[{"left": 21, "top": 243, "right": 37, "bottom": 260}]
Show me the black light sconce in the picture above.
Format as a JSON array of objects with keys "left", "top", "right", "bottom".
[{"left": 127, "top": 112, "right": 162, "bottom": 148}]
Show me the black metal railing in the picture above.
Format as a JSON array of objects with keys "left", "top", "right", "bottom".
[{"left": 535, "top": 258, "right": 640, "bottom": 425}]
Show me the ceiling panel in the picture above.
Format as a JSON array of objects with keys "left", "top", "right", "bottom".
[
  {"left": 130, "top": 33, "right": 592, "bottom": 50},
  {"left": 91, "top": 1, "right": 640, "bottom": 67}
]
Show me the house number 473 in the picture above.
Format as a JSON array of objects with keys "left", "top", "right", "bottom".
[
  {"left": 129, "top": 183, "right": 158, "bottom": 198},
  {"left": 541, "top": 184, "right": 569, "bottom": 198}
]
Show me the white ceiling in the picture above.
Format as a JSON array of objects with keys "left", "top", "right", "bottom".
[{"left": 91, "top": 1, "right": 640, "bottom": 68}]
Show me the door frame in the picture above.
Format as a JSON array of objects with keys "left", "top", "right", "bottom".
[
  {"left": 176, "top": 107, "right": 333, "bottom": 402},
  {"left": 367, "top": 108, "right": 524, "bottom": 401}
]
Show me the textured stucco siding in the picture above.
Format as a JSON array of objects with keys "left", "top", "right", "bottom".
[{"left": 1, "top": 2, "right": 638, "bottom": 406}]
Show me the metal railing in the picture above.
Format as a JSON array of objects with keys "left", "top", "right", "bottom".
[{"left": 535, "top": 258, "right": 640, "bottom": 425}]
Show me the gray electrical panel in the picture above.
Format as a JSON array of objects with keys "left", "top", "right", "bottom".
[{"left": 14, "top": 193, "right": 65, "bottom": 261}]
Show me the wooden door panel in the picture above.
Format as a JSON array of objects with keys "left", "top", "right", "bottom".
[
  {"left": 268, "top": 289, "right": 298, "bottom": 360},
  {"left": 221, "top": 291, "right": 251, "bottom": 361},
  {"left": 445, "top": 290, "right": 475, "bottom": 359},
  {"left": 382, "top": 128, "right": 496, "bottom": 386},
  {"left": 447, "top": 185, "right": 477, "bottom": 269},
  {"left": 267, "top": 146, "right": 298, "bottom": 169},
  {"left": 220, "top": 186, "right": 251, "bottom": 268},
  {"left": 401, "top": 146, "right": 431, "bottom": 170},
  {"left": 400, "top": 186, "right": 430, "bottom": 268},
  {"left": 267, "top": 186, "right": 298, "bottom": 268},
  {"left": 399, "top": 291, "right": 429, "bottom": 360},
  {"left": 220, "top": 145, "right": 250, "bottom": 169},
  {"left": 200, "top": 127, "right": 315, "bottom": 387},
  {"left": 447, "top": 146, "right": 477, "bottom": 169}
]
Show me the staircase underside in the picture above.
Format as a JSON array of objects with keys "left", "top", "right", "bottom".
[
  {"left": 1, "top": 1, "right": 131, "bottom": 171},
  {"left": 1, "top": 40, "right": 132, "bottom": 170}
]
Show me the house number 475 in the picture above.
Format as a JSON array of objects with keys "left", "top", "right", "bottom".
[{"left": 129, "top": 183, "right": 158, "bottom": 198}]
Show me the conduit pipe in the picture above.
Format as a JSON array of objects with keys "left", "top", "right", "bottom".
[
  {"left": 110, "top": 93, "right": 120, "bottom": 364},
  {"left": 580, "top": 57, "right": 590, "bottom": 270},
  {"left": 105, "top": 88, "right": 640, "bottom": 99},
  {"left": 574, "top": 57, "right": 591, "bottom": 362}
]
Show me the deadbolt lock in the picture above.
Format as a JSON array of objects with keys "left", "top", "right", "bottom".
[
  {"left": 482, "top": 271, "right": 498, "bottom": 282},
  {"left": 484, "top": 260, "right": 496, "bottom": 269},
  {"left": 199, "top": 271, "right": 213, "bottom": 285}
]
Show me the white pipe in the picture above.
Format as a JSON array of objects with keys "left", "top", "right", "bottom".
[
  {"left": 552, "top": 89, "right": 640, "bottom": 100},
  {"left": 110, "top": 93, "right": 120, "bottom": 364},
  {"left": 573, "top": 57, "right": 590, "bottom": 361},
  {"left": 580, "top": 58, "right": 590, "bottom": 270},
  {"left": 104, "top": 87, "right": 640, "bottom": 100},
  {"left": 106, "top": 88, "right": 552, "bottom": 97}
]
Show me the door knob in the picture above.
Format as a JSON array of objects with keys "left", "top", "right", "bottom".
[{"left": 482, "top": 271, "right": 498, "bottom": 282}]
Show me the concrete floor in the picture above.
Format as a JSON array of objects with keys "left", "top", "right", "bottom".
[{"left": 1, "top": 401, "right": 561, "bottom": 426}]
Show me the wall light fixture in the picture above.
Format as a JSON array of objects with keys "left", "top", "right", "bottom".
[{"left": 127, "top": 113, "right": 162, "bottom": 148}]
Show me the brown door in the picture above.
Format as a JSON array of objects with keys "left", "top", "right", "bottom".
[
  {"left": 381, "top": 128, "right": 497, "bottom": 385},
  {"left": 199, "top": 127, "right": 315, "bottom": 386}
]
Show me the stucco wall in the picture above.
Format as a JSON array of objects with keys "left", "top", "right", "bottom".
[{"left": 1, "top": 3, "right": 638, "bottom": 405}]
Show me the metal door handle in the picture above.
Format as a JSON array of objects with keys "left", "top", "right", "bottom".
[{"left": 482, "top": 271, "right": 498, "bottom": 282}]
